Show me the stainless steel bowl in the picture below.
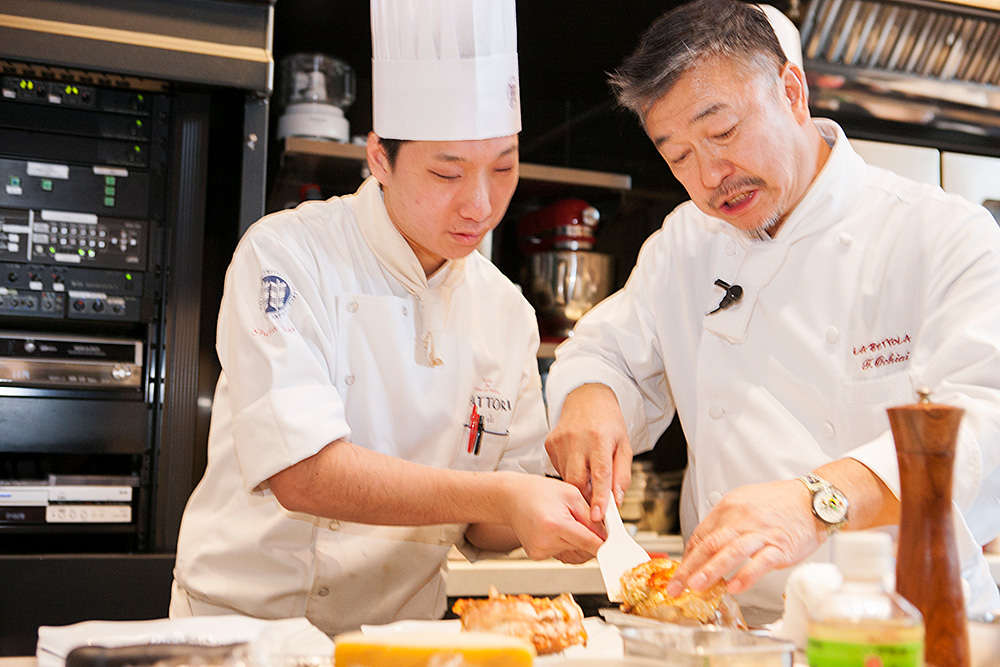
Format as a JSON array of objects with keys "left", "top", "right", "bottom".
[{"left": 525, "top": 251, "right": 614, "bottom": 338}]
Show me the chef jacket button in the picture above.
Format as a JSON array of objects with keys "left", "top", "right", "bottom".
[
  {"left": 708, "top": 403, "right": 725, "bottom": 419},
  {"left": 345, "top": 374, "right": 355, "bottom": 386},
  {"left": 317, "top": 586, "right": 330, "bottom": 597},
  {"left": 708, "top": 491, "right": 723, "bottom": 506},
  {"left": 347, "top": 301, "right": 359, "bottom": 313},
  {"left": 826, "top": 326, "right": 840, "bottom": 344},
  {"left": 821, "top": 421, "right": 836, "bottom": 439},
  {"left": 402, "top": 305, "right": 408, "bottom": 316},
  {"left": 725, "top": 241, "right": 737, "bottom": 256},
  {"left": 328, "top": 520, "right": 340, "bottom": 530},
  {"left": 839, "top": 233, "right": 854, "bottom": 246}
]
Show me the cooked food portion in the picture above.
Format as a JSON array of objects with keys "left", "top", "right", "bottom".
[
  {"left": 333, "top": 629, "right": 535, "bottom": 667},
  {"left": 451, "top": 586, "right": 588, "bottom": 655},
  {"left": 620, "top": 557, "right": 744, "bottom": 627}
]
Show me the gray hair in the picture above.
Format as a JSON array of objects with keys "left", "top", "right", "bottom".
[{"left": 609, "top": 0, "right": 788, "bottom": 121}]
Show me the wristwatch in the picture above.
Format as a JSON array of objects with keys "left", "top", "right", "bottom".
[{"left": 796, "top": 473, "right": 849, "bottom": 534}]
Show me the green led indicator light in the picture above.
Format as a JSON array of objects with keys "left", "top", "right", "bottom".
[
  {"left": 49, "top": 246, "right": 55, "bottom": 254},
  {"left": 41, "top": 179, "right": 53, "bottom": 191},
  {"left": 104, "top": 196, "right": 115, "bottom": 207},
  {"left": 105, "top": 186, "right": 115, "bottom": 196},
  {"left": 105, "top": 175, "right": 116, "bottom": 186},
  {"left": 9, "top": 176, "right": 20, "bottom": 187},
  {"left": 133, "top": 145, "right": 141, "bottom": 153},
  {"left": 137, "top": 94, "right": 144, "bottom": 101},
  {"left": 125, "top": 273, "right": 132, "bottom": 281},
  {"left": 88, "top": 250, "right": 95, "bottom": 258},
  {"left": 78, "top": 248, "right": 85, "bottom": 256},
  {"left": 135, "top": 119, "right": 143, "bottom": 127}
]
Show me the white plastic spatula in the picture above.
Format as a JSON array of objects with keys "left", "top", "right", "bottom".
[{"left": 596, "top": 491, "right": 651, "bottom": 602}]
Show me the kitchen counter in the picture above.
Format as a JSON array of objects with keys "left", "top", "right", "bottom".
[
  {"left": 446, "top": 533, "right": 1000, "bottom": 599},
  {"left": 445, "top": 533, "right": 683, "bottom": 597},
  {"left": 3, "top": 540, "right": 996, "bottom": 667}
]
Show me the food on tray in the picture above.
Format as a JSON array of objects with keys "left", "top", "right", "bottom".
[
  {"left": 333, "top": 629, "right": 535, "bottom": 666},
  {"left": 619, "top": 557, "right": 747, "bottom": 628},
  {"left": 451, "top": 585, "right": 588, "bottom": 655}
]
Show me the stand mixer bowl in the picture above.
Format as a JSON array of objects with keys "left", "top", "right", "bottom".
[{"left": 525, "top": 251, "right": 614, "bottom": 339}]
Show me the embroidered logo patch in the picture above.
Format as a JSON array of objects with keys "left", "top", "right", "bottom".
[
  {"left": 463, "top": 377, "right": 514, "bottom": 455},
  {"left": 507, "top": 76, "right": 519, "bottom": 110},
  {"left": 259, "top": 272, "right": 295, "bottom": 318}
]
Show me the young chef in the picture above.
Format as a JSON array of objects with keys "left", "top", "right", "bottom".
[
  {"left": 544, "top": 0, "right": 1000, "bottom": 625},
  {"left": 170, "top": 0, "right": 605, "bottom": 636}
]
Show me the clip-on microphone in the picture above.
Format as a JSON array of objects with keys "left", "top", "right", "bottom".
[{"left": 708, "top": 279, "right": 743, "bottom": 314}]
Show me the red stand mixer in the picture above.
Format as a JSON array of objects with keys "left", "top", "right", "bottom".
[{"left": 516, "top": 199, "right": 614, "bottom": 342}]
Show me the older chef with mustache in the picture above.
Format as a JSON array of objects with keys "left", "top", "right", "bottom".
[{"left": 544, "top": 0, "right": 1000, "bottom": 625}]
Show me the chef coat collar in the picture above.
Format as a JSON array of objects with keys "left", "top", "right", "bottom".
[
  {"left": 705, "top": 119, "right": 866, "bottom": 344},
  {"left": 355, "top": 176, "right": 466, "bottom": 367},
  {"left": 713, "top": 119, "right": 865, "bottom": 248},
  {"left": 770, "top": 119, "right": 866, "bottom": 245}
]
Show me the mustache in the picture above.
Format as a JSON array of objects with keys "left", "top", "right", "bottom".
[{"left": 709, "top": 177, "right": 766, "bottom": 209}]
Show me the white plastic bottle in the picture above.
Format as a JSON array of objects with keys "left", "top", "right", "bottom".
[{"left": 806, "top": 531, "right": 924, "bottom": 667}]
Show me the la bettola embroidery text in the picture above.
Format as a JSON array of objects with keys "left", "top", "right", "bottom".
[{"left": 854, "top": 334, "right": 912, "bottom": 370}]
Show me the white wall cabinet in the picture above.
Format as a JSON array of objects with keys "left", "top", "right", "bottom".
[{"left": 848, "top": 138, "right": 1000, "bottom": 224}]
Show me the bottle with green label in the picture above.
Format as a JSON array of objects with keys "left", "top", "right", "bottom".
[{"left": 806, "top": 531, "right": 924, "bottom": 667}]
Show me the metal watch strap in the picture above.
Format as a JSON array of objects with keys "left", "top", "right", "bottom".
[
  {"left": 797, "top": 473, "right": 829, "bottom": 493},
  {"left": 797, "top": 473, "right": 849, "bottom": 534}
]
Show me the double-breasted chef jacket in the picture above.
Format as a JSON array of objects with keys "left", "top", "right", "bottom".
[
  {"left": 546, "top": 119, "right": 1000, "bottom": 622},
  {"left": 172, "top": 176, "right": 549, "bottom": 635}
]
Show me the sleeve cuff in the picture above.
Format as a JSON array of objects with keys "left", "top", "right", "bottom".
[
  {"left": 545, "top": 356, "right": 654, "bottom": 454},
  {"left": 844, "top": 430, "right": 901, "bottom": 498},
  {"left": 232, "top": 384, "right": 351, "bottom": 493}
]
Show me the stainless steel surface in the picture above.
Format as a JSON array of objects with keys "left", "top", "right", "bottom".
[
  {"left": 620, "top": 625, "right": 795, "bottom": 666},
  {"left": 801, "top": 0, "right": 1000, "bottom": 135},
  {"left": 802, "top": 0, "right": 1000, "bottom": 84},
  {"left": 525, "top": 251, "right": 614, "bottom": 339}
]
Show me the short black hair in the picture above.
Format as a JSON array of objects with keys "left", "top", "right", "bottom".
[
  {"left": 378, "top": 137, "right": 409, "bottom": 169},
  {"left": 609, "top": 0, "right": 787, "bottom": 121}
]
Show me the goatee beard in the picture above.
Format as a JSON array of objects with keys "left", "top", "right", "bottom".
[{"left": 742, "top": 209, "right": 783, "bottom": 240}]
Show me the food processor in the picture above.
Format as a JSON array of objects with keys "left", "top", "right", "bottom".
[{"left": 276, "top": 53, "right": 356, "bottom": 143}]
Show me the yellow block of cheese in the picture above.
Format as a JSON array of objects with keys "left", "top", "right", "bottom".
[{"left": 333, "top": 630, "right": 536, "bottom": 667}]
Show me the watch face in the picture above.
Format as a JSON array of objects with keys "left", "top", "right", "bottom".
[{"left": 813, "top": 487, "right": 849, "bottom": 524}]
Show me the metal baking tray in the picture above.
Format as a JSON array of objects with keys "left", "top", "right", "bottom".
[{"left": 619, "top": 626, "right": 794, "bottom": 667}]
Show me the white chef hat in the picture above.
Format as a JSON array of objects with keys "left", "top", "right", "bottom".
[
  {"left": 371, "top": 0, "right": 521, "bottom": 141},
  {"left": 758, "top": 4, "right": 804, "bottom": 69}
]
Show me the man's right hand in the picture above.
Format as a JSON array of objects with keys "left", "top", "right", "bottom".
[
  {"left": 504, "top": 473, "right": 607, "bottom": 563},
  {"left": 545, "top": 383, "right": 633, "bottom": 524}
]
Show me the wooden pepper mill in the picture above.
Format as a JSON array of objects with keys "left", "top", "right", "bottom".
[{"left": 887, "top": 388, "right": 970, "bottom": 667}]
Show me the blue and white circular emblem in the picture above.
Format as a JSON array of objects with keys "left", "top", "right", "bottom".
[{"left": 260, "top": 273, "right": 294, "bottom": 317}]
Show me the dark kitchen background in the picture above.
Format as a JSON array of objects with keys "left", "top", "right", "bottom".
[{"left": 2, "top": 0, "right": 998, "bottom": 654}]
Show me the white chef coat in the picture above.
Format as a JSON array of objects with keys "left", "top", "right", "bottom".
[
  {"left": 172, "top": 177, "right": 549, "bottom": 635},
  {"left": 546, "top": 119, "right": 1000, "bottom": 621}
]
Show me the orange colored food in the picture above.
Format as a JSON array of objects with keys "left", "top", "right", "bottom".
[
  {"left": 619, "top": 557, "right": 730, "bottom": 624},
  {"left": 452, "top": 586, "right": 587, "bottom": 655}
]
